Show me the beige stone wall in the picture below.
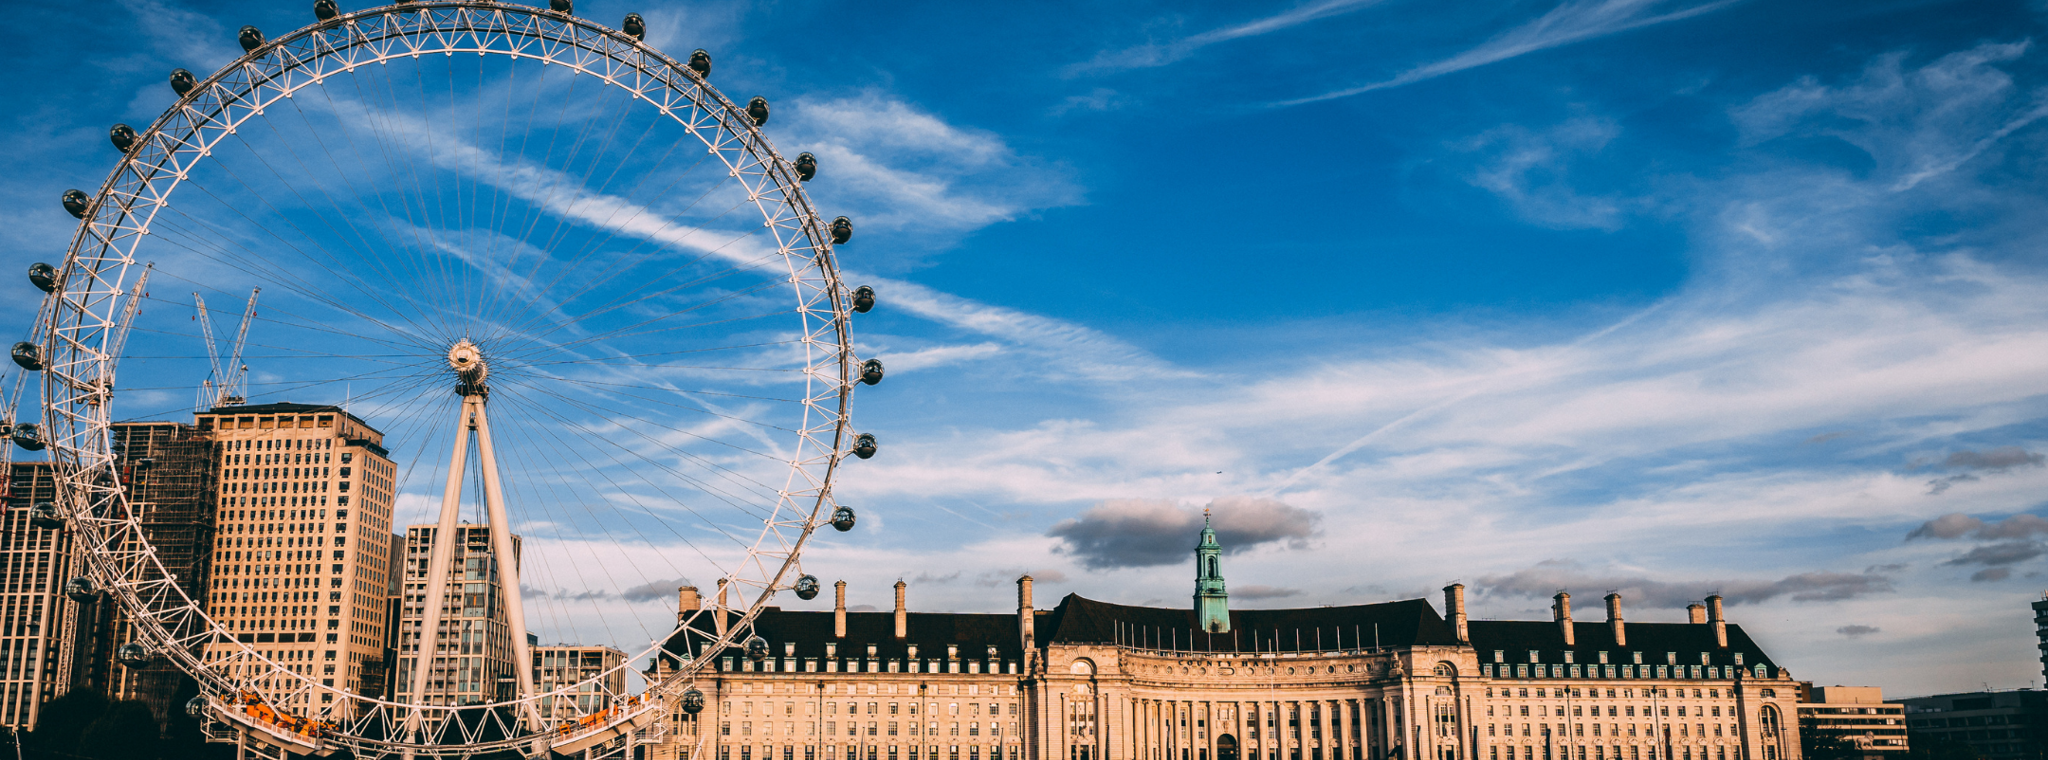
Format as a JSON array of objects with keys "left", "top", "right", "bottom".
[{"left": 641, "top": 642, "right": 1802, "bottom": 760}]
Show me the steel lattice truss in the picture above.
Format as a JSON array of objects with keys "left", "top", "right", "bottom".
[{"left": 33, "top": 2, "right": 858, "bottom": 757}]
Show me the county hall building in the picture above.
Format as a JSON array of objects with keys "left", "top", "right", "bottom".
[{"left": 649, "top": 520, "right": 1805, "bottom": 760}]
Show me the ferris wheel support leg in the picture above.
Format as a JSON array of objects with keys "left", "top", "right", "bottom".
[
  {"left": 470, "top": 400, "right": 545, "bottom": 742},
  {"left": 404, "top": 399, "right": 478, "bottom": 745}
]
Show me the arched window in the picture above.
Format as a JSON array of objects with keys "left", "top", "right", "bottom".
[
  {"left": 1208, "top": 557, "right": 1218, "bottom": 576},
  {"left": 1433, "top": 662, "right": 1457, "bottom": 677}
]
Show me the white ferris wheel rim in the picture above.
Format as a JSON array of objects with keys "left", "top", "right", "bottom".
[{"left": 32, "top": 1, "right": 857, "bottom": 755}]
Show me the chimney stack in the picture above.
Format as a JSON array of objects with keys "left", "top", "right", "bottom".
[
  {"left": 1687, "top": 603, "right": 1706, "bottom": 624},
  {"left": 1604, "top": 593, "right": 1625, "bottom": 647},
  {"left": 1443, "top": 584, "right": 1468, "bottom": 643},
  {"left": 1018, "top": 575, "right": 1036, "bottom": 649},
  {"left": 677, "top": 586, "right": 701, "bottom": 622},
  {"left": 834, "top": 580, "right": 848, "bottom": 639},
  {"left": 894, "top": 580, "right": 908, "bottom": 639},
  {"left": 1553, "top": 591, "right": 1574, "bottom": 646},
  {"left": 1706, "top": 595, "right": 1727, "bottom": 649},
  {"left": 715, "top": 579, "right": 729, "bottom": 637}
]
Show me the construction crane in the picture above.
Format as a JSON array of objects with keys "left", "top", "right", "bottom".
[{"left": 193, "top": 288, "right": 259, "bottom": 412}]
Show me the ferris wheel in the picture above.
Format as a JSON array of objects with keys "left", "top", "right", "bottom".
[{"left": 9, "top": 1, "right": 880, "bottom": 757}]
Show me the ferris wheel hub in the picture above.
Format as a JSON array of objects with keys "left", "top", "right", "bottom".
[{"left": 449, "top": 339, "right": 489, "bottom": 396}]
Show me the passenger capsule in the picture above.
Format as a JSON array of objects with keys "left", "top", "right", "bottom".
[
  {"left": 11, "top": 342, "right": 43, "bottom": 371},
  {"left": 623, "top": 13, "right": 645, "bottom": 41},
  {"left": 830, "top": 506, "right": 856, "bottom": 532},
  {"left": 109, "top": 124, "right": 137, "bottom": 153},
  {"left": 238, "top": 26, "right": 264, "bottom": 52},
  {"left": 745, "top": 636, "right": 769, "bottom": 662},
  {"left": 28, "top": 263, "right": 57, "bottom": 293},
  {"left": 170, "top": 68, "right": 197, "bottom": 97},
  {"left": 747, "top": 97, "right": 770, "bottom": 126},
  {"left": 64, "top": 577, "right": 99, "bottom": 603},
  {"left": 830, "top": 216, "right": 853, "bottom": 245},
  {"left": 550, "top": 0, "right": 574, "bottom": 13},
  {"left": 688, "top": 49, "right": 712, "bottom": 79},
  {"left": 12, "top": 424, "right": 45, "bottom": 452},
  {"left": 794, "top": 574, "right": 820, "bottom": 600},
  {"left": 185, "top": 696, "right": 207, "bottom": 718},
  {"left": 61, "top": 190, "right": 90, "bottom": 220},
  {"left": 314, "top": 0, "right": 338, "bottom": 21},
  {"left": 851, "top": 285, "right": 875, "bottom": 314},
  {"left": 794, "top": 152, "right": 816, "bottom": 182},
  {"left": 852, "top": 433, "right": 876, "bottom": 459},
  {"left": 28, "top": 503, "right": 61, "bottom": 530},
  {"left": 859, "top": 359, "right": 883, "bottom": 386},
  {"left": 116, "top": 642, "right": 154, "bottom": 668},
  {"left": 681, "top": 688, "right": 705, "bottom": 715}
]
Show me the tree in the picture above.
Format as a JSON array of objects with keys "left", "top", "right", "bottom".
[
  {"left": 77, "top": 700, "right": 159, "bottom": 760},
  {"left": 1901, "top": 733, "right": 1979, "bottom": 760},
  {"left": 29, "top": 689, "right": 109, "bottom": 758},
  {"left": 1800, "top": 715, "right": 1856, "bottom": 760}
]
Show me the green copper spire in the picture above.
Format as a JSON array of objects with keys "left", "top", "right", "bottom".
[{"left": 1195, "top": 508, "right": 1230, "bottom": 633}]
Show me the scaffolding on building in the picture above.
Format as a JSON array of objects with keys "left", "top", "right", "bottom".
[{"left": 106, "top": 422, "right": 219, "bottom": 730}]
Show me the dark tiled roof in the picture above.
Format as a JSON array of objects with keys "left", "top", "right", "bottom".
[
  {"left": 1466, "top": 620, "right": 1777, "bottom": 667},
  {"left": 1040, "top": 594, "right": 1461, "bottom": 653}
]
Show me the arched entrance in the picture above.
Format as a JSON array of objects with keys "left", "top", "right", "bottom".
[{"left": 1218, "top": 735, "right": 1239, "bottom": 760}]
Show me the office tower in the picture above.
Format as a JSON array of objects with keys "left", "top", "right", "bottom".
[
  {"left": 103, "top": 421, "right": 218, "bottom": 725},
  {"left": 368, "top": 530, "right": 404, "bottom": 701},
  {"left": 395, "top": 523, "right": 522, "bottom": 706},
  {"left": 2034, "top": 592, "right": 2048, "bottom": 686},
  {"left": 533, "top": 644, "right": 627, "bottom": 719},
  {"left": 1798, "top": 686, "right": 1906, "bottom": 760},
  {"left": 0, "top": 463, "right": 84, "bottom": 730},
  {"left": 194, "top": 403, "right": 399, "bottom": 710}
]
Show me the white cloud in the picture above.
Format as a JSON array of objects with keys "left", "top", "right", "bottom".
[
  {"left": 1733, "top": 41, "right": 2047, "bottom": 192},
  {"left": 1278, "top": 0, "right": 1740, "bottom": 106},
  {"left": 1459, "top": 116, "right": 1631, "bottom": 230},
  {"left": 1065, "top": 0, "right": 1388, "bottom": 76},
  {"left": 780, "top": 92, "right": 1080, "bottom": 238}
]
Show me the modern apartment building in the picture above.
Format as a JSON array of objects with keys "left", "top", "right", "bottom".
[
  {"left": 394, "top": 523, "right": 523, "bottom": 707},
  {"left": 0, "top": 463, "right": 84, "bottom": 730},
  {"left": 1795, "top": 687, "right": 1905, "bottom": 760},
  {"left": 1900, "top": 690, "right": 2046, "bottom": 760},
  {"left": 2033, "top": 594, "right": 2048, "bottom": 686},
  {"left": 535, "top": 644, "right": 628, "bottom": 719},
  {"left": 194, "top": 403, "right": 399, "bottom": 710}
]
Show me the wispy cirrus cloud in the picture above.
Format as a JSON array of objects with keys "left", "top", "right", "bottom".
[
  {"left": 1477, "top": 559, "right": 1898, "bottom": 608},
  {"left": 1065, "top": 0, "right": 1388, "bottom": 76},
  {"left": 781, "top": 93, "right": 1080, "bottom": 239},
  {"left": 1276, "top": 0, "right": 1740, "bottom": 106}
]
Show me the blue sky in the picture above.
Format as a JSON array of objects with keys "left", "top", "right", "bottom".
[{"left": 6, "top": 0, "right": 2048, "bottom": 697}]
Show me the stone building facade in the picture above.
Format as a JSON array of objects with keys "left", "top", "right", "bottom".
[{"left": 646, "top": 533, "right": 1806, "bottom": 760}]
